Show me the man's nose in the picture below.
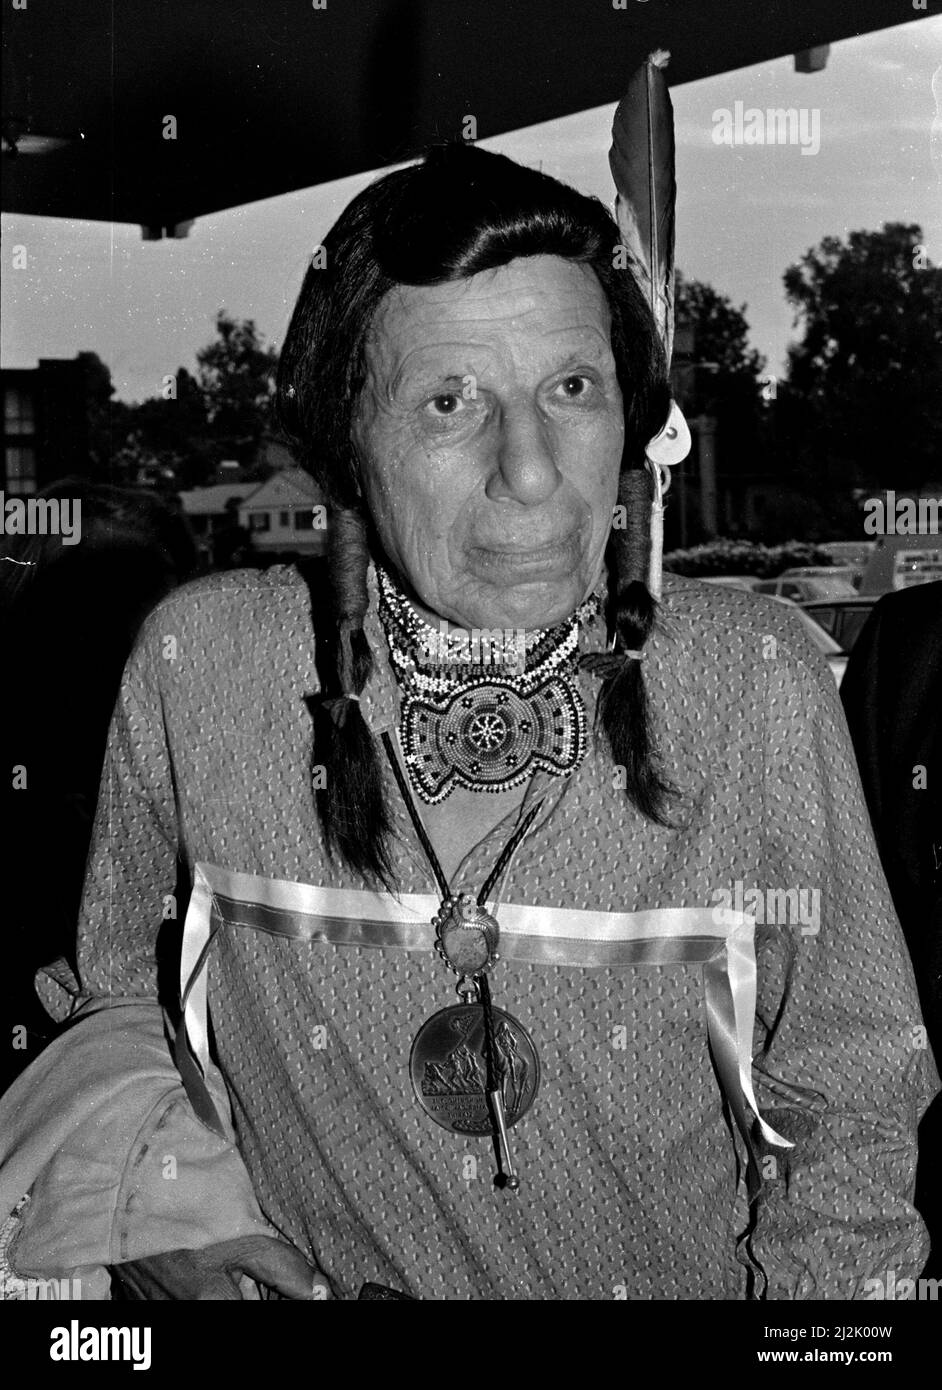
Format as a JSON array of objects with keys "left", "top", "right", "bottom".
[{"left": 486, "top": 402, "right": 562, "bottom": 506}]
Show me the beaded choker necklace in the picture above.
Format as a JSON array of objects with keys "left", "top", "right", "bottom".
[{"left": 377, "top": 566, "right": 601, "bottom": 804}]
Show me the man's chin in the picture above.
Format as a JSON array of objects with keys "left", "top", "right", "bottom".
[{"left": 451, "top": 574, "right": 587, "bottom": 632}]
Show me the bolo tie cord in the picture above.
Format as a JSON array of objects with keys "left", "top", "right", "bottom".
[
  {"left": 381, "top": 730, "right": 541, "bottom": 1189},
  {"left": 380, "top": 731, "right": 542, "bottom": 907}
]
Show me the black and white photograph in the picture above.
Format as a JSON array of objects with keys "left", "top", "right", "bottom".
[{"left": 1, "top": 0, "right": 940, "bottom": 1355}]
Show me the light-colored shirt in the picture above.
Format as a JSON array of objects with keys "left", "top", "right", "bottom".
[{"left": 0, "top": 563, "right": 935, "bottom": 1299}]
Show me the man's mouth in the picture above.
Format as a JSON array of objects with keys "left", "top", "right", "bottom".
[{"left": 469, "top": 533, "right": 580, "bottom": 578}]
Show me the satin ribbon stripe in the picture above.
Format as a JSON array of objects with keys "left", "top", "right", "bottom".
[
  {"left": 212, "top": 893, "right": 738, "bottom": 962},
  {"left": 191, "top": 864, "right": 747, "bottom": 942},
  {"left": 177, "top": 862, "right": 793, "bottom": 1180}
]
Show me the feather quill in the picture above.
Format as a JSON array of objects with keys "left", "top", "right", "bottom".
[{"left": 609, "top": 49, "right": 677, "bottom": 365}]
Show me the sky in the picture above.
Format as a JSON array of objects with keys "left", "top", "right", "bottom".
[{"left": 2, "top": 15, "right": 940, "bottom": 402}]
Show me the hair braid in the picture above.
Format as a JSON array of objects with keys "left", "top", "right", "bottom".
[
  {"left": 582, "top": 468, "right": 676, "bottom": 825},
  {"left": 304, "top": 507, "right": 395, "bottom": 887}
]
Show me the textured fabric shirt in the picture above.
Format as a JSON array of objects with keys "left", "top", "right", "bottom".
[{"left": 5, "top": 563, "right": 937, "bottom": 1299}]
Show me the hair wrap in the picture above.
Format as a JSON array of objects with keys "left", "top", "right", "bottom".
[
  {"left": 580, "top": 467, "right": 676, "bottom": 825},
  {"left": 301, "top": 506, "right": 395, "bottom": 886}
]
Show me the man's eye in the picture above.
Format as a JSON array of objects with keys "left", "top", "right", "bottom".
[
  {"left": 557, "top": 375, "right": 592, "bottom": 399},
  {"left": 426, "top": 393, "right": 463, "bottom": 417}
]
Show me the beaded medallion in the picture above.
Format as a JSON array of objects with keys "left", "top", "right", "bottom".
[{"left": 377, "top": 567, "right": 599, "bottom": 804}]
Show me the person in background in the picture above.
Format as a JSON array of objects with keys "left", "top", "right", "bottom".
[
  {"left": 840, "top": 579, "right": 942, "bottom": 1276},
  {"left": 0, "top": 479, "right": 197, "bottom": 1092}
]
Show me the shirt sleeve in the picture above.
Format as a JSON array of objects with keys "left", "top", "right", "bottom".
[
  {"left": 747, "top": 616, "right": 938, "bottom": 1299},
  {"left": 0, "top": 613, "right": 269, "bottom": 1287},
  {"left": 74, "top": 613, "right": 181, "bottom": 1003}
]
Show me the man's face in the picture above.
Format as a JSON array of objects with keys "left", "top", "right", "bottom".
[{"left": 353, "top": 255, "right": 624, "bottom": 631}]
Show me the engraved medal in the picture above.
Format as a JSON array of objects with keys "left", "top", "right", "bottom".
[{"left": 409, "top": 1003, "right": 540, "bottom": 1136}]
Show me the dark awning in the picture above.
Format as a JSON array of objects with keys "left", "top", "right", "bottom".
[{"left": 1, "top": 0, "right": 923, "bottom": 232}]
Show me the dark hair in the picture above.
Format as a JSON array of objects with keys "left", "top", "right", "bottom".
[{"left": 278, "top": 142, "right": 673, "bottom": 883}]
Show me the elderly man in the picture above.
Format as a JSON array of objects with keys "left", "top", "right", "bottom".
[{"left": 0, "top": 144, "right": 935, "bottom": 1301}]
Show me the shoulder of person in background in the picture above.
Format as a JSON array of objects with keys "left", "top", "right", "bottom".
[{"left": 840, "top": 581, "right": 942, "bottom": 1044}]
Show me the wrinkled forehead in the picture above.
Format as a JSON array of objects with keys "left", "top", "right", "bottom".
[{"left": 362, "top": 255, "right": 614, "bottom": 387}]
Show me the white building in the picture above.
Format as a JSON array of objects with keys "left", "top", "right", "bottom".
[
  {"left": 238, "top": 467, "right": 327, "bottom": 555},
  {"left": 178, "top": 482, "right": 257, "bottom": 562}
]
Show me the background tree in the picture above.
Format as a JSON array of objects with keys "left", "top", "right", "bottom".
[
  {"left": 780, "top": 223, "right": 942, "bottom": 497},
  {"left": 76, "top": 351, "right": 119, "bottom": 479},
  {"left": 103, "top": 313, "right": 280, "bottom": 488},
  {"left": 196, "top": 310, "right": 279, "bottom": 469},
  {"left": 110, "top": 368, "right": 213, "bottom": 487},
  {"left": 674, "top": 273, "right": 766, "bottom": 477},
  {"left": 675, "top": 273, "right": 766, "bottom": 383},
  {"left": 666, "top": 274, "right": 767, "bottom": 544}
]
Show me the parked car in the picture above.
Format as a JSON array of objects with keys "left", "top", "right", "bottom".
[
  {"left": 765, "top": 595, "right": 848, "bottom": 686},
  {"left": 817, "top": 541, "right": 876, "bottom": 569},
  {"left": 781, "top": 565, "right": 862, "bottom": 590},
  {"left": 858, "top": 533, "right": 942, "bottom": 595},
  {"left": 754, "top": 570, "right": 859, "bottom": 603},
  {"left": 800, "top": 596, "right": 877, "bottom": 654},
  {"left": 699, "top": 576, "right": 760, "bottom": 592}
]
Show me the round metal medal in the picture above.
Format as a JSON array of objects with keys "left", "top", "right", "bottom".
[{"left": 409, "top": 1003, "right": 540, "bottom": 1136}]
